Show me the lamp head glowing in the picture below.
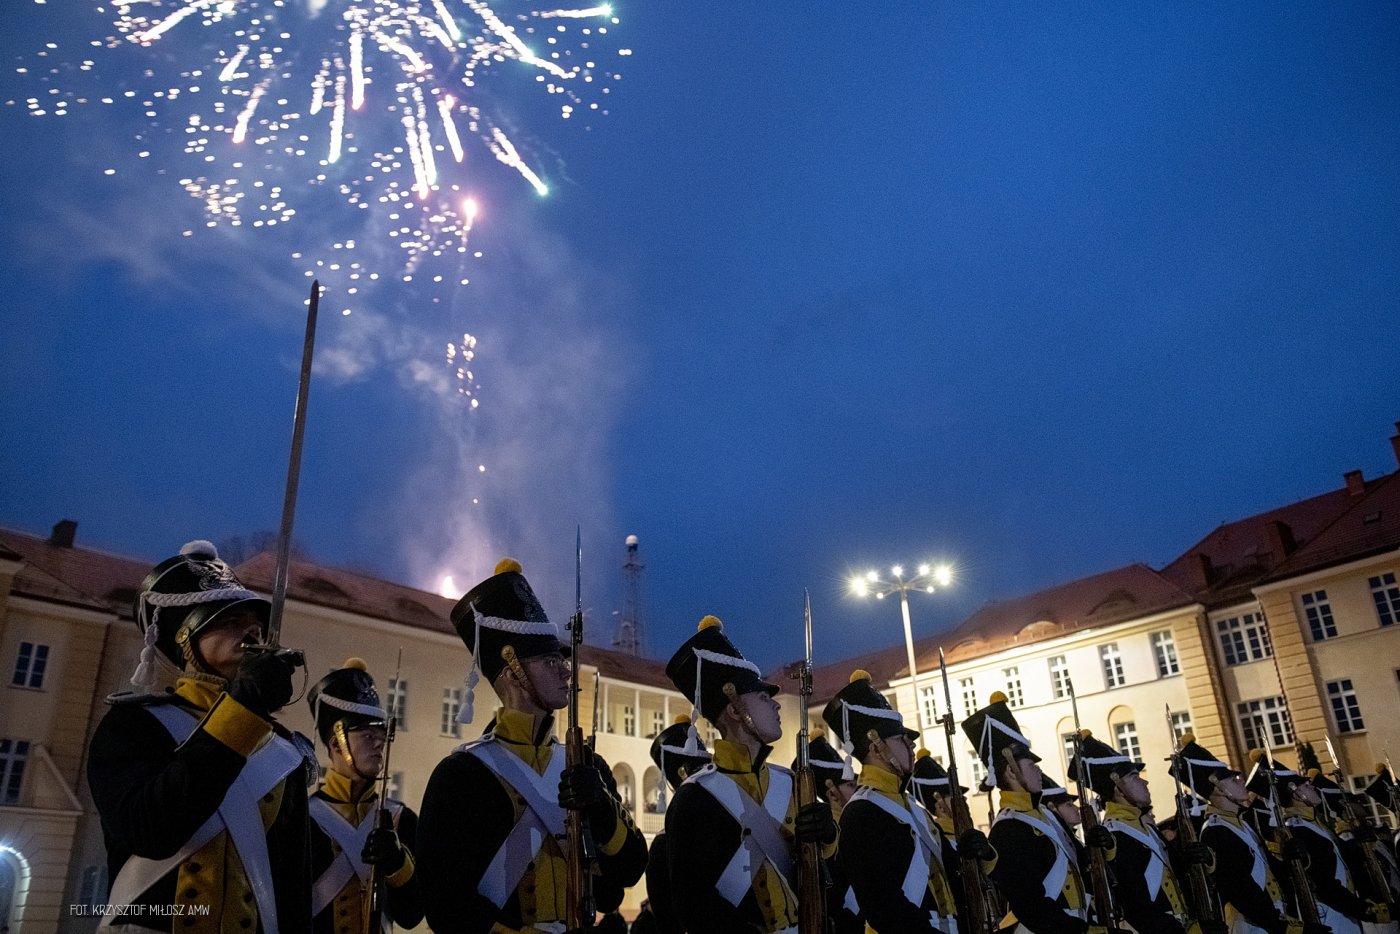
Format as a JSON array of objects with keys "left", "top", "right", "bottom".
[
  {"left": 891, "top": 565, "right": 904, "bottom": 578},
  {"left": 935, "top": 565, "right": 952, "bottom": 586},
  {"left": 918, "top": 564, "right": 930, "bottom": 576},
  {"left": 865, "top": 570, "right": 878, "bottom": 583},
  {"left": 850, "top": 578, "right": 869, "bottom": 597}
]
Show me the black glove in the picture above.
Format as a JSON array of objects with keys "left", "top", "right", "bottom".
[
  {"left": 1200, "top": 920, "right": 1228, "bottom": 934},
  {"left": 1301, "top": 922, "right": 1332, "bottom": 934},
  {"left": 361, "top": 827, "right": 406, "bottom": 874},
  {"left": 1351, "top": 823, "right": 1376, "bottom": 843},
  {"left": 559, "top": 762, "right": 620, "bottom": 835},
  {"left": 1282, "top": 838, "right": 1308, "bottom": 864},
  {"left": 1085, "top": 825, "right": 1114, "bottom": 851},
  {"left": 227, "top": 649, "right": 297, "bottom": 717},
  {"left": 958, "top": 829, "right": 994, "bottom": 861},
  {"left": 1182, "top": 840, "right": 1213, "bottom": 865},
  {"left": 794, "top": 801, "right": 837, "bottom": 845}
]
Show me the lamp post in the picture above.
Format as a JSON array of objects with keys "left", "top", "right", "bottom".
[{"left": 849, "top": 563, "right": 953, "bottom": 748}]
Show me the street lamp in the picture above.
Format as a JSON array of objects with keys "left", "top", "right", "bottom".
[{"left": 848, "top": 563, "right": 953, "bottom": 747}]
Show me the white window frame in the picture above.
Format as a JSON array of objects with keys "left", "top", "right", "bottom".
[
  {"left": 967, "top": 754, "right": 987, "bottom": 788},
  {"left": 386, "top": 679, "right": 408, "bottom": 731},
  {"left": 650, "top": 709, "right": 666, "bottom": 739},
  {"left": 1237, "top": 696, "right": 1293, "bottom": 750},
  {"left": 11, "top": 641, "right": 49, "bottom": 689},
  {"left": 1217, "top": 612, "right": 1273, "bottom": 666},
  {"left": 1002, "top": 667, "right": 1023, "bottom": 707},
  {"left": 1151, "top": 631, "right": 1180, "bottom": 677},
  {"left": 960, "top": 678, "right": 977, "bottom": 718},
  {"left": 1114, "top": 721, "right": 1142, "bottom": 760},
  {"left": 1049, "top": 655, "right": 1070, "bottom": 700},
  {"left": 1062, "top": 732, "right": 1079, "bottom": 774},
  {"left": 920, "top": 685, "right": 939, "bottom": 728},
  {"left": 1326, "top": 679, "right": 1365, "bottom": 733},
  {"left": 1100, "top": 643, "right": 1125, "bottom": 689},
  {"left": 387, "top": 771, "right": 405, "bottom": 801},
  {"left": 1301, "top": 590, "right": 1338, "bottom": 641},
  {"left": 623, "top": 704, "right": 636, "bottom": 737},
  {"left": 0, "top": 738, "right": 30, "bottom": 805},
  {"left": 441, "top": 687, "right": 462, "bottom": 737},
  {"left": 1370, "top": 572, "right": 1400, "bottom": 627},
  {"left": 1169, "top": 710, "right": 1193, "bottom": 740}
]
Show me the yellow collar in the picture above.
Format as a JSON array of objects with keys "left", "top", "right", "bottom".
[
  {"left": 1105, "top": 801, "right": 1144, "bottom": 824},
  {"left": 322, "top": 768, "right": 377, "bottom": 804},
  {"left": 491, "top": 705, "right": 556, "bottom": 746},
  {"left": 935, "top": 814, "right": 955, "bottom": 834},
  {"left": 174, "top": 676, "right": 226, "bottom": 712},
  {"left": 857, "top": 762, "right": 905, "bottom": 796},
  {"left": 1288, "top": 804, "right": 1316, "bottom": 822},
  {"left": 1000, "top": 790, "right": 1037, "bottom": 813},
  {"left": 1206, "top": 805, "right": 1243, "bottom": 826},
  {"left": 713, "top": 738, "right": 769, "bottom": 774}
]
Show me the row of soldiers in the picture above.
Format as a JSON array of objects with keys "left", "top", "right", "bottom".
[{"left": 88, "top": 543, "right": 1400, "bottom": 934}]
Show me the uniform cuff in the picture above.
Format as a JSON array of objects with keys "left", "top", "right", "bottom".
[
  {"left": 385, "top": 851, "right": 415, "bottom": 888},
  {"left": 200, "top": 694, "right": 272, "bottom": 756},
  {"left": 597, "top": 807, "right": 632, "bottom": 856}
]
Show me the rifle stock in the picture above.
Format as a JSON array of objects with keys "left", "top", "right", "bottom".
[
  {"left": 795, "top": 591, "right": 828, "bottom": 934},
  {"left": 565, "top": 530, "right": 597, "bottom": 929},
  {"left": 364, "top": 649, "right": 402, "bottom": 934},
  {"left": 1067, "top": 681, "right": 1122, "bottom": 934},
  {"left": 1164, "top": 706, "right": 1219, "bottom": 924},
  {"left": 1257, "top": 734, "right": 1319, "bottom": 925}
]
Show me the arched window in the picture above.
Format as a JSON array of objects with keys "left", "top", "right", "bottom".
[
  {"left": 1107, "top": 705, "right": 1140, "bottom": 761},
  {"left": 612, "top": 763, "right": 636, "bottom": 813},
  {"left": 642, "top": 766, "right": 663, "bottom": 813}
]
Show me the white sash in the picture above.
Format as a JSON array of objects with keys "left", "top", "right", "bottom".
[
  {"left": 101, "top": 704, "right": 303, "bottom": 934},
  {"left": 996, "top": 808, "right": 1083, "bottom": 919},
  {"left": 849, "top": 786, "right": 954, "bottom": 933},
  {"left": 309, "top": 796, "right": 404, "bottom": 924},
  {"left": 1286, "top": 817, "right": 1351, "bottom": 888},
  {"left": 690, "top": 764, "right": 797, "bottom": 908},
  {"left": 459, "top": 736, "right": 567, "bottom": 909},
  {"left": 1105, "top": 818, "right": 1169, "bottom": 901},
  {"left": 1204, "top": 815, "right": 1282, "bottom": 911}
]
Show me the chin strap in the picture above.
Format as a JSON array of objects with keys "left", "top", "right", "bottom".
[{"left": 500, "top": 645, "right": 549, "bottom": 714}]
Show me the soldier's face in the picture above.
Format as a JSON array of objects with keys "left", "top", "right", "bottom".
[
  {"left": 737, "top": 690, "right": 783, "bottom": 744},
  {"left": 194, "top": 610, "right": 265, "bottom": 681},
  {"left": 524, "top": 651, "right": 571, "bottom": 710},
  {"left": 1053, "top": 799, "right": 1081, "bottom": 826},
  {"left": 331, "top": 725, "right": 387, "bottom": 779},
  {"left": 1292, "top": 782, "right": 1320, "bottom": 806},
  {"left": 1117, "top": 771, "right": 1152, "bottom": 808}
]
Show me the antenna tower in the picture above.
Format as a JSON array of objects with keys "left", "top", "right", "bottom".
[{"left": 614, "top": 534, "right": 644, "bottom": 655}]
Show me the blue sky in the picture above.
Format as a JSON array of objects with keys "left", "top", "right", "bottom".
[{"left": 2, "top": 2, "right": 1398, "bottom": 669}]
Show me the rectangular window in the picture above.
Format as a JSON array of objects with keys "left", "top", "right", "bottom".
[
  {"left": 1169, "top": 710, "right": 1194, "bottom": 739},
  {"left": 1237, "top": 696, "right": 1294, "bottom": 750},
  {"left": 386, "top": 771, "right": 404, "bottom": 801},
  {"left": 1049, "top": 655, "right": 1070, "bottom": 700},
  {"left": 1349, "top": 775, "right": 1393, "bottom": 829},
  {"left": 1301, "top": 590, "right": 1338, "bottom": 641},
  {"left": 1370, "top": 572, "right": 1400, "bottom": 627},
  {"left": 960, "top": 678, "right": 977, "bottom": 717},
  {"left": 1003, "top": 667, "right": 1023, "bottom": 707},
  {"left": 11, "top": 641, "right": 49, "bottom": 689},
  {"left": 386, "top": 679, "right": 408, "bottom": 730},
  {"left": 1216, "top": 612, "right": 1273, "bottom": 666},
  {"left": 623, "top": 705, "right": 636, "bottom": 737},
  {"left": 1100, "top": 643, "right": 1125, "bottom": 688},
  {"left": 441, "top": 688, "right": 462, "bottom": 737},
  {"left": 0, "top": 738, "right": 30, "bottom": 805},
  {"left": 1062, "top": 732, "right": 1079, "bottom": 773},
  {"left": 1152, "top": 631, "right": 1180, "bottom": 677},
  {"left": 1114, "top": 721, "right": 1142, "bottom": 760},
  {"left": 1327, "top": 679, "right": 1365, "bottom": 733},
  {"left": 650, "top": 710, "right": 666, "bottom": 739},
  {"left": 920, "top": 685, "right": 939, "bottom": 728},
  {"left": 968, "top": 754, "right": 987, "bottom": 788}
]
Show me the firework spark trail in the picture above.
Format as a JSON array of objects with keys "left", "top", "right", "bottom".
[
  {"left": 467, "top": 0, "right": 571, "bottom": 80},
  {"left": 438, "top": 94, "right": 465, "bottom": 163},
  {"left": 539, "top": 6, "right": 613, "bottom": 17},
  {"left": 488, "top": 127, "right": 548, "bottom": 196},
  {"left": 232, "top": 80, "right": 267, "bottom": 144}
]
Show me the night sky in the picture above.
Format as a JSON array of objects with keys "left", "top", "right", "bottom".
[{"left": 2, "top": 2, "right": 1397, "bottom": 670}]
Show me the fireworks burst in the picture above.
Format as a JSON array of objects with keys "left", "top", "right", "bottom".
[{"left": 9, "top": 0, "right": 628, "bottom": 309}]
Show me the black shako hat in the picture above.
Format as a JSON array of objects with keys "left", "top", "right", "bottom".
[
  {"left": 1246, "top": 748, "right": 1303, "bottom": 806},
  {"left": 1067, "top": 729, "right": 1145, "bottom": 801},
  {"left": 1040, "top": 773, "right": 1079, "bottom": 804},
  {"left": 131, "top": 539, "right": 270, "bottom": 688},
  {"left": 308, "top": 657, "right": 388, "bottom": 744},
  {"left": 961, "top": 692, "right": 1040, "bottom": 786},
  {"left": 449, "top": 558, "right": 568, "bottom": 724},
  {"left": 911, "top": 748, "right": 965, "bottom": 811},
  {"left": 666, "top": 615, "right": 779, "bottom": 726},
  {"left": 1167, "top": 732, "right": 1240, "bottom": 796},
  {"left": 823, "top": 669, "right": 919, "bottom": 762},
  {"left": 1364, "top": 765, "right": 1397, "bottom": 813},
  {"left": 650, "top": 714, "right": 712, "bottom": 810},
  {"left": 794, "top": 729, "right": 855, "bottom": 800}
]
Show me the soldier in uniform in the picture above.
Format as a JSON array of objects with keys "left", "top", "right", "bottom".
[
  {"left": 645, "top": 714, "right": 712, "bottom": 934},
  {"left": 962, "top": 692, "right": 1090, "bottom": 934},
  {"left": 1068, "top": 731, "right": 1215, "bottom": 934},
  {"left": 798, "top": 729, "right": 863, "bottom": 934},
  {"left": 825, "top": 669, "right": 984, "bottom": 934},
  {"left": 663, "top": 615, "right": 837, "bottom": 934},
  {"left": 87, "top": 540, "right": 309, "bottom": 934},
  {"left": 1259, "top": 758, "right": 1387, "bottom": 934},
  {"left": 1169, "top": 734, "right": 1323, "bottom": 934},
  {"left": 306, "top": 658, "right": 423, "bottom": 934},
  {"left": 417, "top": 559, "right": 647, "bottom": 934}
]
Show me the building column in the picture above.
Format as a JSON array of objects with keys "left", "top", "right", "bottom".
[
  {"left": 1255, "top": 590, "right": 1333, "bottom": 770},
  {"left": 1173, "top": 607, "right": 1238, "bottom": 765}
]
